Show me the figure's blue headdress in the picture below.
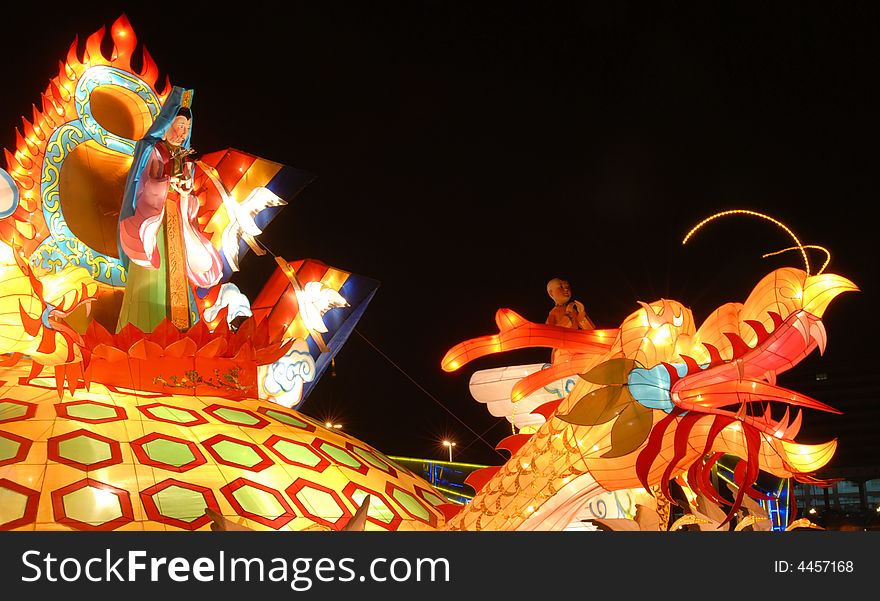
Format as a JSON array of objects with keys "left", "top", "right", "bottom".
[{"left": 117, "top": 86, "right": 194, "bottom": 269}]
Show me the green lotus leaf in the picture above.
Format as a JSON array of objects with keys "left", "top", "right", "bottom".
[
  {"left": 600, "top": 402, "right": 654, "bottom": 459},
  {"left": 558, "top": 385, "right": 634, "bottom": 426},
  {"left": 578, "top": 358, "right": 637, "bottom": 385}
]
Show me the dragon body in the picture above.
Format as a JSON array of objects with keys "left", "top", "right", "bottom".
[{"left": 442, "top": 268, "right": 855, "bottom": 530}]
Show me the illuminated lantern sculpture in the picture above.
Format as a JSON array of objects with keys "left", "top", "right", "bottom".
[
  {"left": 0, "top": 17, "right": 859, "bottom": 534},
  {"left": 441, "top": 212, "right": 857, "bottom": 530},
  {"left": 0, "top": 16, "right": 443, "bottom": 531}
]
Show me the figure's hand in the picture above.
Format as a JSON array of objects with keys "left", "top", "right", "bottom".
[
  {"left": 170, "top": 173, "right": 194, "bottom": 196},
  {"left": 178, "top": 175, "right": 194, "bottom": 194}
]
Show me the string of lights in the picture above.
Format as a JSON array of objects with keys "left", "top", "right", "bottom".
[{"left": 353, "top": 329, "right": 507, "bottom": 460}]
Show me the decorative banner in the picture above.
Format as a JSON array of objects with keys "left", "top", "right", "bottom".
[
  {"left": 249, "top": 259, "right": 380, "bottom": 408},
  {"left": 196, "top": 149, "right": 315, "bottom": 282}
]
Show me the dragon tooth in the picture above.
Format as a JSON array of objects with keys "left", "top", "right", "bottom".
[
  {"left": 784, "top": 409, "right": 803, "bottom": 439},
  {"left": 775, "top": 407, "right": 791, "bottom": 437},
  {"left": 810, "top": 320, "right": 827, "bottom": 355},
  {"left": 792, "top": 312, "right": 811, "bottom": 346}
]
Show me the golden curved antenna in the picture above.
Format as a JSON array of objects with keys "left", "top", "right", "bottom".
[
  {"left": 763, "top": 245, "right": 831, "bottom": 275},
  {"left": 682, "top": 209, "right": 811, "bottom": 275}
]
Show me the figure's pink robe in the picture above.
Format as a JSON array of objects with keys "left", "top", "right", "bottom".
[{"left": 118, "top": 143, "right": 222, "bottom": 289}]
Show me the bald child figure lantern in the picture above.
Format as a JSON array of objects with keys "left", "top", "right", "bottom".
[{"left": 545, "top": 278, "right": 596, "bottom": 330}]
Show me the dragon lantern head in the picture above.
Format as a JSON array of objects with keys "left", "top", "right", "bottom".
[
  {"left": 442, "top": 266, "right": 857, "bottom": 530},
  {"left": 562, "top": 268, "right": 856, "bottom": 519}
]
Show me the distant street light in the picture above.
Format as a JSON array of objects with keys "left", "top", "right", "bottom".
[{"left": 442, "top": 440, "right": 456, "bottom": 462}]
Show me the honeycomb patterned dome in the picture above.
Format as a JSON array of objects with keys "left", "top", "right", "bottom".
[{"left": 0, "top": 361, "right": 447, "bottom": 531}]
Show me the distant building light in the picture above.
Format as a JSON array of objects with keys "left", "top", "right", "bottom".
[{"left": 815, "top": 373, "right": 828, "bottom": 381}]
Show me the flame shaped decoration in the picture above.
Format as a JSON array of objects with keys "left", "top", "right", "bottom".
[{"left": 1, "top": 15, "right": 170, "bottom": 256}]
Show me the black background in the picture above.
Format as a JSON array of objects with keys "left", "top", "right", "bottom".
[{"left": 0, "top": 2, "right": 877, "bottom": 469}]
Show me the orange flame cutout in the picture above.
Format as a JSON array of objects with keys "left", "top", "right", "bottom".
[{"left": 1, "top": 14, "right": 172, "bottom": 254}]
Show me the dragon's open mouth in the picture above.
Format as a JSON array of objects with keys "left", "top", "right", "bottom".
[{"left": 669, "top": 309, "right": 840, "bottom": 440}]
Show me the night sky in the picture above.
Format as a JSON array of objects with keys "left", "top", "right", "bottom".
[{"left": 1, "top": 3, "right": 877, "bottom": 470}]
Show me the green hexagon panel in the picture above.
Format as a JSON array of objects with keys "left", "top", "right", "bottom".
[
  {"left": 0, "top": 437, "right": 17, "bottom": 462},
  {"left": 48, "top": 430, "right": 122, "bottom": 471},
  {"left": 0, "top": 431, "right": 31, "bottom": 466},
  {"left": 349, "top": 444, "right": 398, "bottom": 476},
  {"left": 140, "top": 479, "right": 218, "bottom": 530},
  {"left": 56, "top": 401, "right": 126, "bottom": 423},
  {"left": 205, "top": 405, "right": 269, "bottom": 429},
  {"left": 342, "top": 482, "right": 402, "bottom": 530},
  {"left": 416, "top": 487, "right": 449, "bottom": 508},
  {"left": 236, "top": 487, "right": 285, "bottom": 517},
  {"left": 257, "top": 407, "right": 315, "bottom": 431},
  {"left": 220, "top": 478, "right": 295, "bottom": 529},
  {"left": 0, "top": 487, "right": 29, "bottom": 526},
  {"left": 155, "top": 485, "right": 205, "bottom": 519},
  {"left": 0, "top": 399, "right": 35, "bottom": 424},
  {"left": 146, "top": 440, "right": 194, "bottom": 466},
  {"left": 354, "top": 490, "right": 396, "bottom": 524},
  {"left": 66, "top": 488, "right": 120, "bottom": 523},
  {"left": 52, "top": 479, "right": 133, "bottom": 531},
  {"left": 312, "top": 440, "right": 368, "bottom": 475},
  {"left": 265, "top": 435, "right": 329, "bottom": 471},
  {"left": 203, "top": 435, "right": 273, "bottom": 472},
  {"left": 138, "top": 403, "right": 207, "bottom": 427},
  {"left": 0, "top": 479, "right": 39, "bottom": 529},
  {"left": 132, "top": 434, "right": 207, "bottom": 472},
  {"left": 287, "top": 479, "right": 351, "bottom": 528},
  {"left": 386, "top": 483, "right": 437, "bottom": 527}
]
